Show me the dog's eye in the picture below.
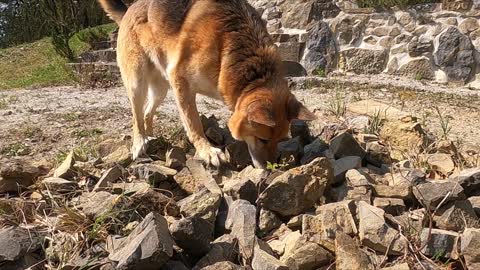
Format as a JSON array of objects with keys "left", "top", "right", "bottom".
[{"left": 258, "top": 138, "right": 269, "bottom": 144}]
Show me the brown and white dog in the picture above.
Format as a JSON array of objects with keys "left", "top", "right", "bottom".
[{"left": 98, "top": 0, "right": 316, "bottom": 168}]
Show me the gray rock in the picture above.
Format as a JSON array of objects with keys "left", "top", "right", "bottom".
[
  {"left": 162, "top": 260, "right": 189, "bottom": 270},
  {"left": 278, "top": 0, "right": 313, "bottom": 29},
  {"left": 303, "top": 20, "right": 337, "bottom": 75},
  {"left": 170, "top": 216, "right": 214, "bottom": 257},
  {"left": 339, "top": 48, "right": 388, "bottom": 74},
  {"left": 77, "top": 191, "right": 123, "bottom": 219},
  {"left": 408, "top": 39, "right": 433, "bottom": 57},
  {"left": 365, "top": 141, "right": 391, "bottom": 166},
  {"left": 222, "top": 177, "right": 257, "bottom": 204},
  {"left": 54, "top": 151, "right": 76, "bottom": 179},
  {"left": 396, "top": 57, "right": 435, "bottom": 80},
  {"left": 452, "top": 168, "right": 480, "bottom": 196},
  {"left": 165, "top": 147, "right": 186, "bottom": 170},
  {"left": 259, "top": 208, "right": 282, "bottom": 233},
  {"left": 174, "top": 167, "right": 199, "bottom": 194},
  {"left": 433, "top": 200, "right": 478, "bottom": 231},
  {"left": 413, "top": 180, "right": 465, "bottom": 209},
  {"left": 469, "top": 196, "right": 480, "bottom": 216},
  {"left": 0, "top": 227, "right": 42, "bottom": 261},
  {"left": 258, "top": 157, "right": 333, "bottom": 216},
  {"left": 459, "top": 17, "right": 479, "bottom": 34},
  {"left": 282, "top": 61, "right": 307, "bottom": 77},
  {"left": 252, "top": 239, "right": 289, "bottom": 270},
  {"left": 109, "top": 212, "right": 174, "bottom": 269},
  {"left": 277, "top": 42, "right": 304, "bottom": 62},
  {"left": 93, "top": 165, "right": 125, "bottom": 191},
  {"left": 42, "top": 177, "right": 78, "bottom": 193},
  {"left": 130, "top": 163, "right": 177, "bottom": 185},
  {"left": 461, "top": 228, "right": 480, "bottom": 269},
  {"left": 303, "top": 201, "right": 357, "bottom": 251},
  {"left": 373, "top": 184, "right": 412, "bottom": 200},
  {"left": 420, "top": 228, "right": 459, "bottom": 259},
  {"left": 335, "top": 232, "right": 374, "bottom": 270},
  {"left": 229, "top": 200, "right": 257, "bottom": 263},
  {"left": 0, "top": 160, "right": 40, "bottom": 192},
  {"left": 226, "top": 141, "right": 251, "bottom": 170},
  {"left": 330, "top": 132, "right": 366, "bottom": 159},
  {"left": 103, "top": 144, "right": 132, "bottom": 167},
  {"left": 373, "top": 197, "right": 406, "bottom": 215},
  {"left": 280, "top": 238, "right": 332, "bottom": 270},
  {"left": 201, "top": 261, "right": 247, "bottom": 270},
  {"left": 300, "top": 138, "right": 329, "bottom": 165},
  {"left": 290, "top": 120, "right": 311, "bottom": 145},
  {"left": 238, "top": 165, "right": 269, "bottom": 186},
  {"left": 277, "top": 136, "right": 303, "bottom": 165},
  {"left": 178, "top": 188, "right": 221, "bottom": 224},
  {"left": 332, "top": 156, "right": 363, "bottom": 183},
  {"left": 286, "top": 215, "right": 303, "bottom": 231},
  {"left": 434, "top": 26, "right": 475, "bottom": 83},
  {"left": 345, "top": 169, "right": 373, "bottom": 187},
  {"left": 358, "top": 201, "right": 407, "bottom": 255},
  {"left": 193, "top": 234, "right": 238, "bottom": 269}
]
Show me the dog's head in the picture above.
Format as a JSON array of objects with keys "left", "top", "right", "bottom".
[{"left": 228, "top": 87, "right": 316, "bottom": 168}]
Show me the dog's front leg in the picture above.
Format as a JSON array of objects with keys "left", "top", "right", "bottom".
[{"left": 170, "top": 75, "right": 226, "bottom": 167}]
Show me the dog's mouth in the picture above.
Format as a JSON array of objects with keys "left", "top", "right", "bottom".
[{"left": 247, "top": 143, "right": 269, "bottom": 169}]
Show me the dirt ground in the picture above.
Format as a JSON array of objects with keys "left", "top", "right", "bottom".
[{"left": 1, "top": 73, "right": 479, "bottom": 165}]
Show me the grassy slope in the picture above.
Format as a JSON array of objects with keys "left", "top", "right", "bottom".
[{"left": 0, "top": 23, "right": 116, "bottom": 90}]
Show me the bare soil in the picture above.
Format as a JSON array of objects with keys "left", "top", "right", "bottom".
[{"left": 1, "top": 73, "right": 479, "bottom": 165}]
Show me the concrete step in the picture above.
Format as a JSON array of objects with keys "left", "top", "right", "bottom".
[
  {"left": 67, "top": 62, "right": 121, "bottom": 87},
  {"left": 78, "top": 49, "right": 117, "bottom": 63}
]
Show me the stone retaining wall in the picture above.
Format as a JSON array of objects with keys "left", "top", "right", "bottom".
[{"left": 250, "top": 0, "right": 480, "bottom": 87}]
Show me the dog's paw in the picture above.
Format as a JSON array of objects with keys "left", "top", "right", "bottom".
[
  {"left": 132, "top": 137, "right": 149, "bottom": 160},
  {"left": 195, "top": 144, "right": 227, "bottom": 167}
]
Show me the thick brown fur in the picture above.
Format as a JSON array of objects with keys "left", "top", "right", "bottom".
[{"left": 98, "top": 0, "right": 316, "bottom": 168}]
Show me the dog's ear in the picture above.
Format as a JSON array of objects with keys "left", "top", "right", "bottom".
[
  {"left": 287, "top": 96, "right": 316, "bottom": 121},
  {"left": 247, "top": 101, "right": 276, "bottom": 127}
]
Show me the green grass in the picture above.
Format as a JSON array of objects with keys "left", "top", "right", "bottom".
[
  {"left": 0, "top": 23, "right": 116, "bottom": 90},
  {"left": 0, "top": 38, "right": 75, "bottom": 89}
]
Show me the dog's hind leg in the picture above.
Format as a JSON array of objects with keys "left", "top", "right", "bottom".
[{"left": 144, "top": 73, "right": 169, "bottom": 137}]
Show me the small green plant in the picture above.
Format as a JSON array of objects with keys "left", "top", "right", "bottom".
[
  {"left": 364, "top": 109, "right": 384, "bottom": 135},
  {"left": 2, "top": 142, "right": 31, "bottom": 156},
  {"left": 415, "top": 73, "right": 423, "bottom": 81},
  {"left": 326, "top": 85, "right": 347, "bottom": 118},
  {"left": 266, "top": 161, "right": 288, "bottom": 171},
  {"left": 22, "top": 125, "right": 42, "bottom": 138},
  {"left": 63, "top": 112, "right": 80, "bottom": 122},
  {"left": 435, "top": 107, "right": 452, "bottom": 139},
  {"left": 432, "top": 249, "right": 445, "bottom": 261},
  {"left": 313, "top": 67, "right": 326, "bottom": 77},
  {"left": 72, "top": 128, "right": 103, "bottom": 138}
]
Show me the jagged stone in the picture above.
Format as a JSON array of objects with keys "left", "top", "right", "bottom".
[
  {"left": 109, "top": 213, "right": 174, "bottom": 269},
  {"left": 433, "top": 200, "right": 479, "bottom": 231},
  {"left": 252, "top": 239, "right": 288, "bottom": 270},
  {"left": 303, "top": 200, "right": 357, "bottom": 251},
  {"left": 358, "top": 201, "right": 407, "bottom": 255},
  {"left": 338, "top": 48, "right": 388, "bottom": 74},
  {"left": 0, "top": 227, "right": 42, "bottom": 262},
  {"left": 228, "top": 200, "right": 256, "bottom": 263},
  {"left": 461, "top": 228, "right": 480, "bottom": 269},
  {"left": 413, "top": 180, "right": 465, "bottom": 209},
  {"left": 54, "top": 151, "right": 76, "bottom": 179},
  {"left": 170, "top": 216, "right": 214, "bottom": 257},
  {"left": 452, "top": 168, "right": 480, "bottom": 196},
  {"left": 259, "top": 208, "right": 282, "bottom": 233},
  {"left": 300, "top": 138, "right": 329, "bottom": 165},
  {"left": 280, "top": 237, "right": 332, "bottom": 270},
  {"left": 373, "top": 197, "right": 406, "bottom": 215},
  {"left": 93, "top": 165, "right": 125, "bottom": 191},
  {"left": 372, "top": 184, "right": 412, "bottom": 200},
  {"left": 420, "top": 228, "right": 459, "bottom": 259},
  {"left": 335, "top": 232, "right": 374, "bottom": 270},
  {"left": 194, "top": 234, "right": 238, "bottom": 269},
  {"left": 178, "top": 188, "right": 221, "bottom": 224},
  {"left": 303, "top": 20, "right": 337, "bottom": 75},
  {"left": 330, "top": 132, "right": 366, "bottom": 159},
  {"left": 165, "top": 147, "right": 187, "bottom": 170},
  {"left": 258, "top": 158, "right": 333, "bottom": 217},
  {"left": 332, "top": 156, "right": 363, "bottom": 183},
  {"left": 42, "top": 177, "right": 77, "bottom": 193}
]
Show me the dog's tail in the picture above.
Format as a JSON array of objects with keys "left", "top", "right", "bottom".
[{"left": 98, "top": 0, "right": 128, "bottom": 24}]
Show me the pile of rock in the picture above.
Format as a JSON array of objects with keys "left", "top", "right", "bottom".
[
  {"left": 0, "top": 113, "right": 479, "bottom": 270},
  {"left": 250, "top": 0, "right": 480, "bottom": 87}
]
